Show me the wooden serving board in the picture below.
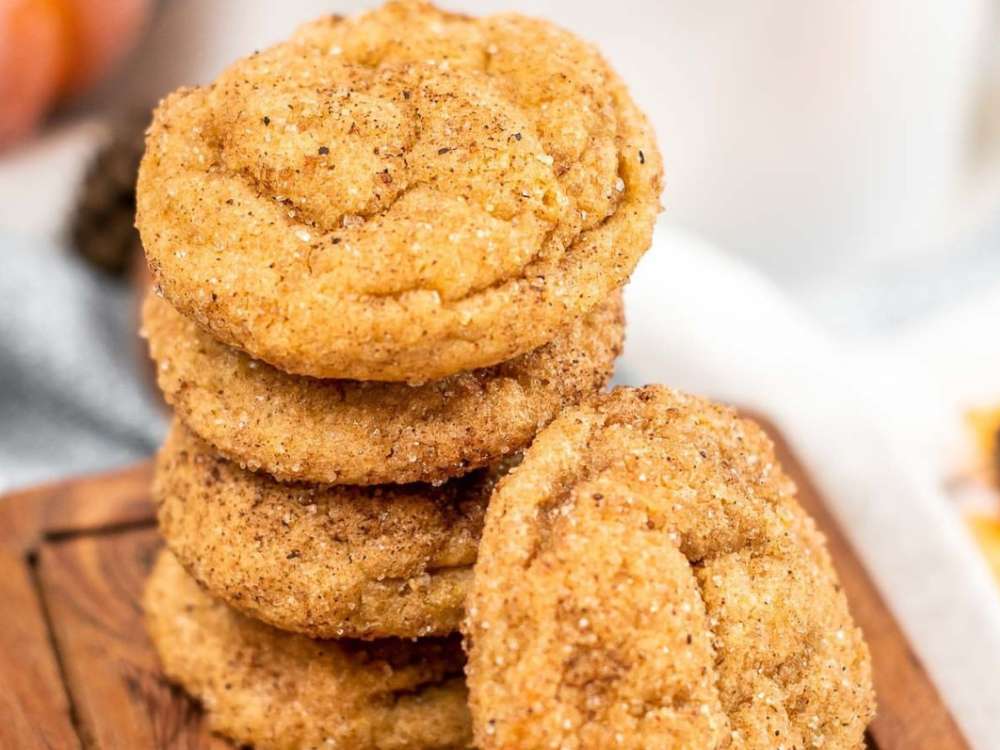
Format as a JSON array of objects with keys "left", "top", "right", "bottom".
[{"left": 0, "top": 424, "right": 969, "bottom": 749}]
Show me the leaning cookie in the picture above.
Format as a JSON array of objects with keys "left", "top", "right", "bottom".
[
  {"left": 136, "top": 1, "right": 662, "bottom": 382},
  {"left": 143, "top": 291, "right": 622, "bottom": 486},
  {"left": 145, "top": 550, "right": 472, "bottom": 750},
  {"left": 465, "top": 386, "right": 875, "bottom": 750},
  {"left": 155, "top": 421, "right": 497, "bottom": 639}
]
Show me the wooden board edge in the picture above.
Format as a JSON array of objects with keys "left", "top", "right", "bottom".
[{"left": 0, "top": 462, "right": 154, "bottom": 553}]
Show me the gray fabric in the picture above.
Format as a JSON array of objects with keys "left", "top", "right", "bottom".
[{"left": 0, "top": 233, "right": 166, "bottom": 493}]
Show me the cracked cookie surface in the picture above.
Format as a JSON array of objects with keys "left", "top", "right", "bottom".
[
  {"left": 143, "top": 291, "right": 622, "bottom": 485},
  {"left": 145, "top": 550, "right": 472, "bottom": 750},
  {"left": 155, "top": 421, "right": 498, "bottom": 639},
  {"left": 136, "top": 0, "right": 662, "bottom": 381},
  {"left": 465, "top": 386, "right": 874, "bottom": 750}
]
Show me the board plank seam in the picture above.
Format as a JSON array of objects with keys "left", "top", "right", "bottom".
[
  {"left": 44, "top": 517, "right": 156, "bottom": 544},
  {"left": 25, "top": 548, "right": 89, "bottom": 748}
]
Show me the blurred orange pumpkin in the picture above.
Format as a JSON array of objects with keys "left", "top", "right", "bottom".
[{"left": 0, "top": 0, "right": 150, "bottom": 149}]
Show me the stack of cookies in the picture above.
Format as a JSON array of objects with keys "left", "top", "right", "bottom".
[
  {"left": 137, "top": 3, "right": 876, "bottom": 749},
  {"left": 136, "top": 2, "right": 661, "bottom": 748}
]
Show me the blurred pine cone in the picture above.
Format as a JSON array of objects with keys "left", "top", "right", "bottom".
[{"left": 70, "top": 109, "right": 150, "bottom": 275}]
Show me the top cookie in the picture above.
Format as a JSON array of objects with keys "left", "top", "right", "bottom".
[
  {"left": 465, "top": 386, "right": 874, "bottom": 749},
  {"left": 136, "top": 0, "right": 662, "bottom": 381}
]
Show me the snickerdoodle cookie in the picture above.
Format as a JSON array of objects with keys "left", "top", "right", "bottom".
[
  {"left": 145, "top": 550, "right": 472, "bottom": 750},
  {"left": 143, "top": 291, "right": 622, "bottom": 485},
  {"left": 136, "top": 0, "right": 662, "bottom": 381},
  {"left": 155, "top": 421, "right": 499, "bottom": 639},
  {"left": 465, "top": 386, "right": 874, "bottom": 750}
]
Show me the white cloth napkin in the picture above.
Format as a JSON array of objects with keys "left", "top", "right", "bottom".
[{"left": 621, "top": 223, "right": 1000, "bottom": 750}]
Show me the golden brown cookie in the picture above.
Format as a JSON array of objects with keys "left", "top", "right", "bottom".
[
  {"left": 136, "top": 1, "right": 662, "bottom": 381},
  {"left": 143, "top": 291, "right": 623, "bottom": 486},
  {"left": 465, "top": 386, "right": 874, "bottom": 750},
  {"left": 155, "top": 420, "right": 497, "bottom": 639},
  {"left": 145, "top": 550, "right": 472, "bottom": 750}
]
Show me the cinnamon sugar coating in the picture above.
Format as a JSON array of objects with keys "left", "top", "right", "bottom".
[
  {"left": 143, "top": 291, "right": 622, "bottom": 485},
  {"left": 465, "top": 386, "right": 874, "bottom": 750},
  {"left": 155, "top": 421, "right": 500, "bottom": 639},
  {"left": 136, "top": 0, "right": 661, "bottom": 381},
  {"left": 145, "top": 550, "right": 472, "bottom": 749}
]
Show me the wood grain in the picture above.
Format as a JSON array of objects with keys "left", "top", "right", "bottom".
[
  {"left": 0, "top": 462, "right": 154, "bottom": 552},
  {"left": 0, "top": 548, "right": 81, "bottom": 750},
  {"left": 37, "top": 526, "right": 228, "bottom": 749},
  {"left": 0, "top": 419, "right": 971, "bottom": 749}
]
